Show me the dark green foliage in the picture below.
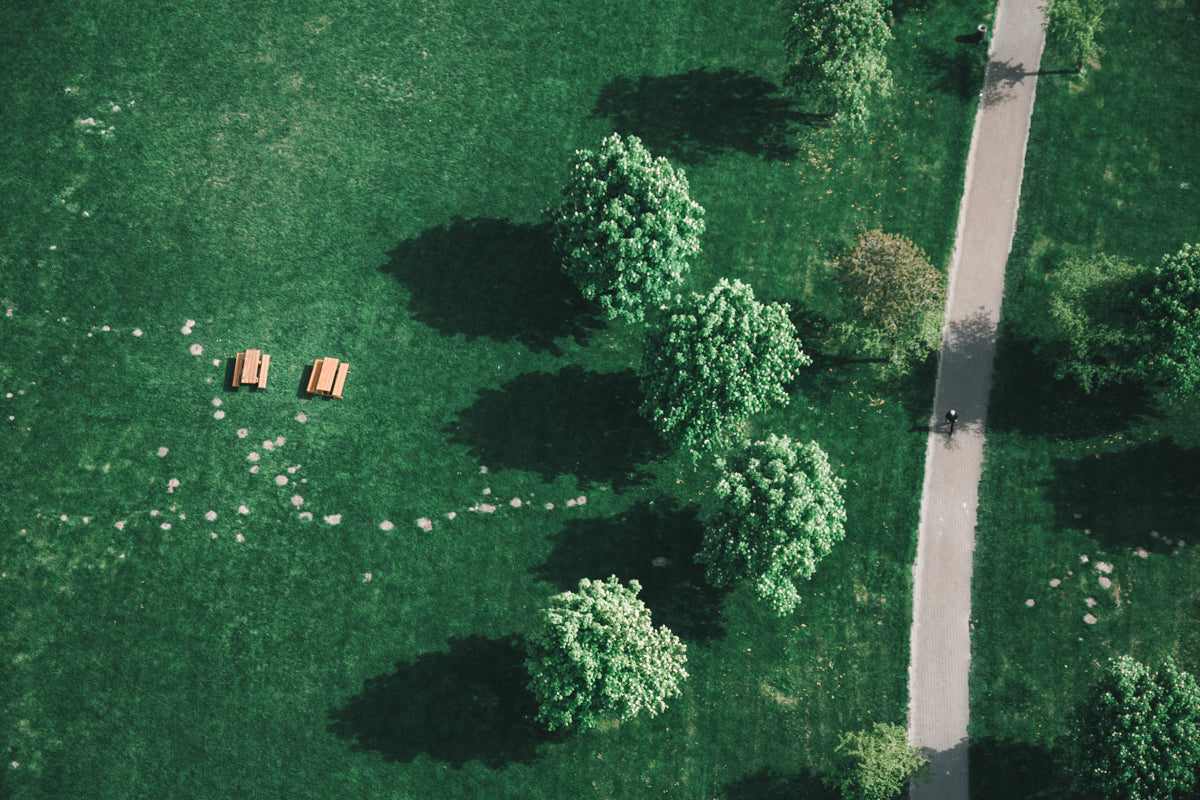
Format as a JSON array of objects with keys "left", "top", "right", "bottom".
[
  {"left": 1044, "top": 0, "right": 1108, "bottom": 71},
  {"left": 699, "top": 434, "right": 846, "bottom": 616},
  {"left": 1014, "top": 252, "right": 1150, "bottom": 393},
  {"left": 525, "top": 576, "right": 687, "bottom": 731},
  {"left": 641, "top": 279, "right": 810, "bottom": 456},
  {"left": 1072, "top": 656, "right": 1200, "bottom": 800},
  {"left": 552, "top": 133, "right": 705, "bottom": 324},
  {"left": 1141, "top": 244, "right": 1200, "bottom": 397},
  {"left": 827, "top": 722, "right": 928, "bottom": 800},
  {"left": 833, "top": 230, "right": 945, "bottom": 374},
  {"left": 785, "top": 0, "right": 894, "bottom": 128}
]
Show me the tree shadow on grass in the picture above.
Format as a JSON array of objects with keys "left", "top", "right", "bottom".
[
  {"left": 532, "top": 499, "right": 726, "bottom": 643},
  {"left": 920, "top": 42, "right": 987, "bottom": 103},
  {"left": 328, "top": 634, "right": 560, "bottom": 768},
  {"left": 987, "top": 332, "right": 1152, "bottom": 441},
  {"left": 379, "top": 217, "right": 601, "bottom": 355},
  {"left": 969, "top": 736, "right": 1075, "bottom": 800},
  {"left": 592, "top": 68, "right": 821, "bottom": 164},
  {"left": 722, "top": 767, "right": 836, "bottom": 800},
  {"left": 445, "top": 365, "right": 666, "bottom": 488},
  {"left": 1044, "top": 440, "right": 1200, "bottom": 552}
]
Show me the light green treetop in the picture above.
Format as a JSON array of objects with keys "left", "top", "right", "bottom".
[
  {"left": 827, "top": 722, "right": 929, "bottom": 800},
  {"left": 525, "top": 575, "right": 687, "bottom": 731},
  {"left": 785, "top": 0, "right": 894, "bottom": 129},
  {"left": 641, "top": 279, "right": 810, "bottom": 456},
  {"left": 698, "top": 434, "right": 846, "bottom": 616},
  {"left": 552, "top": 133, "right": 705, "bottom": 324}
]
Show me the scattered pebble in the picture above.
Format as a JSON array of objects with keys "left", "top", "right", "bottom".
[
  {"left": 480, "top": 466, "right": 488, "bottom": 474},
  {"left": 416, "top": 518, "right": 433, "bottom": 531},
  {"left": 190, "top": 344, "right": 204, "bottom": 355},
  {"left": 545, "top": 502, "right": 554, "bottom": 510},
  {"left": 274, "top": 475, "right": 287, "bottom": 486},
  {"left": 447, "top": 511, "right": 456, "bottom": 520},
  {"left": 1049, "top": 578, "right": 1061, "bottom": 587},
  {"left": 363, "top": 573, "right": 373, "bottom": 582},
  {"left": 236, "top": 533, "right": 245, "bottom": 542},
  {"left": 1095, "top": 562, "right": 1113, "bottom": 574},
  {"left": 249, "top": 465, "right": 259, "bottom": 474},
  {"left": 1098, "top": 576, "right": 1112, "bottom": 589},
  {"left": 1084, "top": 614, "right": 1098, "bottom": 625},
  {"left": 576, "top": 496, "right": 587, "bottom": 505},
  {"left": 115, "top": 520, "right": 126, "bottom": 531},
  {"left": 157, "top": 447, "right": 169, "bottom": 457},
  {"left": 1079, "top": 555, "right": 1088, "bottom": 564},
  {"left": 167, "top": 478, "right": 180, "bottom": 493},
  {"left": 213, "top": 410, "right": 225, "bottom": 420},
  {"left": 213, "top": 359, "right": 221, "bottom": 366},
  {"left": 247, "top": 452, "right": 259, "bottom": 462},
  {"left": 237, "top": 428, "right": 249, "bottom": 439},
  {"left": 211, "top": 532, "right": 219, "bottom": 539},
  {"left": 291, "top": 495, "right": 304, "bottom": 507},
  {"left": 324, "top": 514, "right": 342, "bottom": 525},
  {"left": 299, "top": 512, "right": 313, "bottom": 521},
  {"left": 205, "top": 511, "right": 217, "bottom": 521},
  {"left": 1135, "top": 547, "right": 1148, "bottom": 558},
  {"left": 509, "top": 498, "right": 522, "bottom": 508},
  {"left": 1025, "top": 599, "right": 1035, "bottom": 607},
  {"left": 160, "top": 523, "right": 171, "bottom": 531},
  {"left": 132, "top": 329, "right": 143, "bottom": 337},
  {"left": 482, "top": 488, "right": 491, "bottom": 495},
  {"left": 566, "top": 499, "right": 577, "bottom": 507},
  {"left": 652, "top": 557, "right": 671, "bottom": 567},
  {"left": 295, "top": 413, "right": 308, "bottom": 423},
  {"left": 274, "top": 436, "right": 285, "bottom": 447},
  {"left": 1085, "top": 597, "right": 1097, "bottom": 607},
  {"left": 237, "top": 505, "right": 249, "bottom": 515},
  {"left": 380, "top": 520, "right": 394, "bottom": 531},
  {"left": 212, "top": 398, "right": 222, "bottom": 407}
]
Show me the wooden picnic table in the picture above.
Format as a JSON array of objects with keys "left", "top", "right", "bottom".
[
  {"left": 233, "top": 349, "right": 270, "bottom": 388},
  {"left": 306, "top": 357, "right": 349, "bottom": 398}
]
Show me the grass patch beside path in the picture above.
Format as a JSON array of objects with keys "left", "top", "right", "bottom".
[
  {"left": 1, "top": 1, "right": 988, "bottom": 798},
  {"left": 970, "top": 2, "right": 1200, "bottom": 797}
]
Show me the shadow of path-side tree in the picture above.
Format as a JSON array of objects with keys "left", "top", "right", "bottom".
[
  {"left": 532, "top": 499, "right": 726, "bottom": 643},
  {"left": 379, "top": 217, "right": 601, "bottom": 354},
  {"left": 970, "top": 736, "right": 1077, "bottom": 800},
  {"left": 1044, "top": 440, "right": 1200, "bottom": 553},
  {"left": 328, "top": 634, "right": 559, "bottom": 768},
  {"left": 445, "top": 366, "right": 666, "bottom": 488},
  {"left": 592, "top": 68, "right": 819, "bottom": 164},
  {"left": 722, "top": 767, "right": 837, "bottom": 800},
  {"left": 986, "top": 329, "right": 1151, "bottom": 441}
]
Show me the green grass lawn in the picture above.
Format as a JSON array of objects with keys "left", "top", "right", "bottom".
[
  {"left": 969, "top": 1, "right": 1200, "bottom": 797},
  {"left": 1, "top": 1, "right": 990, "bottom": 797}
]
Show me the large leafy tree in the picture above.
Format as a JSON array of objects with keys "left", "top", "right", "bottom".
[
  {"left": 698, "top": 434, "right": 846, "bottom": 616},
  {"left": 784, "top": 0, "right": 894, "bottom": 129},
  {"left": 834, "top": 230, "right": 945, "bottom": 373},
  {"left": 826, "top": 723, "right": 929, "bottom": 800},
  {"left": 552, "top": 133, "right": 705, "bottom": 323},
  {"left": 641, "top": 279, "right": 810, "bottom": 456},
  {"left": 1044, "top": 0, "right": 1108, "bottom": 72},
  {"left": 1141, "top": 243, "right": 1200, "bottom": 397},
  {"left": 1072, "top": 655, "right": 1200, "bottom": 800},
  {"left": 1015, "top": 252, "right": 1151, "bottom": 393},
  {"left": 525, "top": 575, "right": 687, "bottom": 731}
]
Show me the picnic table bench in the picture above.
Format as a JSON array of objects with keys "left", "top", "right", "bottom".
[
  {"left": 233, "top": 349, "right": 271, "bottom": 388},
  {"left": 306, "top": 357, "right": 349, "bottom": 398}
]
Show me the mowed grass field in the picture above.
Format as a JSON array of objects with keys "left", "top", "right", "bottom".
[
  {"left": 1, "top": 1, "right": 989, "bottom": 797},
  {"left": 970, "top": 1, "right": 1200, "bottom": 797}
]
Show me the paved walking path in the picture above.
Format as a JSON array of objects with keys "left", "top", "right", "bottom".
[{"left": 907, "top": 1, "right": 1046, "bottom": 798}]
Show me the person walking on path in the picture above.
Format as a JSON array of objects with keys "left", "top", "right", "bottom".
[
  {"left": 907, "top": 1, "right": 1046, "bottom": 799},
  {"left": 945, "top": 409, "right": 959, "bottom": 435}
]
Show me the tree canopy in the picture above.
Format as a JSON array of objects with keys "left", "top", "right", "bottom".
[
  {"left": 698, "top": 434, "right": 846, "bottom": 616},
  {"left": 827, "top": 722, "right": 929, "bottom": 800},
  {"left": 784, "top": 0, "right": 894, "bottom": 128},
  {"left": 1072, "top": 655, "right": 1200, "bottom": 800},
  {"left": 525, "top": 575, "right": 688, "bottom": 731},
  {"left": 552, "top": 133, "right": 705, "bottom": 324},
  {"left": 1044, "top": 0, "right": 1108, "bottom": 71},
  {"left": 641, "top": 279, "right": 810, "bottom": 456},
  {"left": 834, "top": 230, "right": 945, "bottom": 372},
  {"left": 1015, "top": 252, "right": 1150, "bottom": 393},
  {"left": 1141, "top": 243, "right": 1200, "bottom": 397}
]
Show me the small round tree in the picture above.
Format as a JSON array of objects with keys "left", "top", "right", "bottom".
[
  {"left": 525, "top": 575, "right": 687, "bottom": 731},
  {"left": 826, "top": 722, "right": 929, "bottom": 800},
  {"left": 1043, "top": 0, "right": 1108, "bottom": 72},
  {"left": 1072, "top": 655, "right": 1200, "bottom": 800},
  {"left": 1141, "top": 243, "right": 1200, "bottom": 397},
  {"left": 552, "top": 133, "right": 705, "bottom": 324},
  {"left": 698, "top": 434, "right": 846, "bottom": 616},
  {"left": 834, "top": 230, "right": 945, "bottom": 373},
  {"left": 785, "top": 0, "right": 894, "bottom": 129},
  {"left": 642, "top": 279, "right": 810, "bottom": 456}
]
